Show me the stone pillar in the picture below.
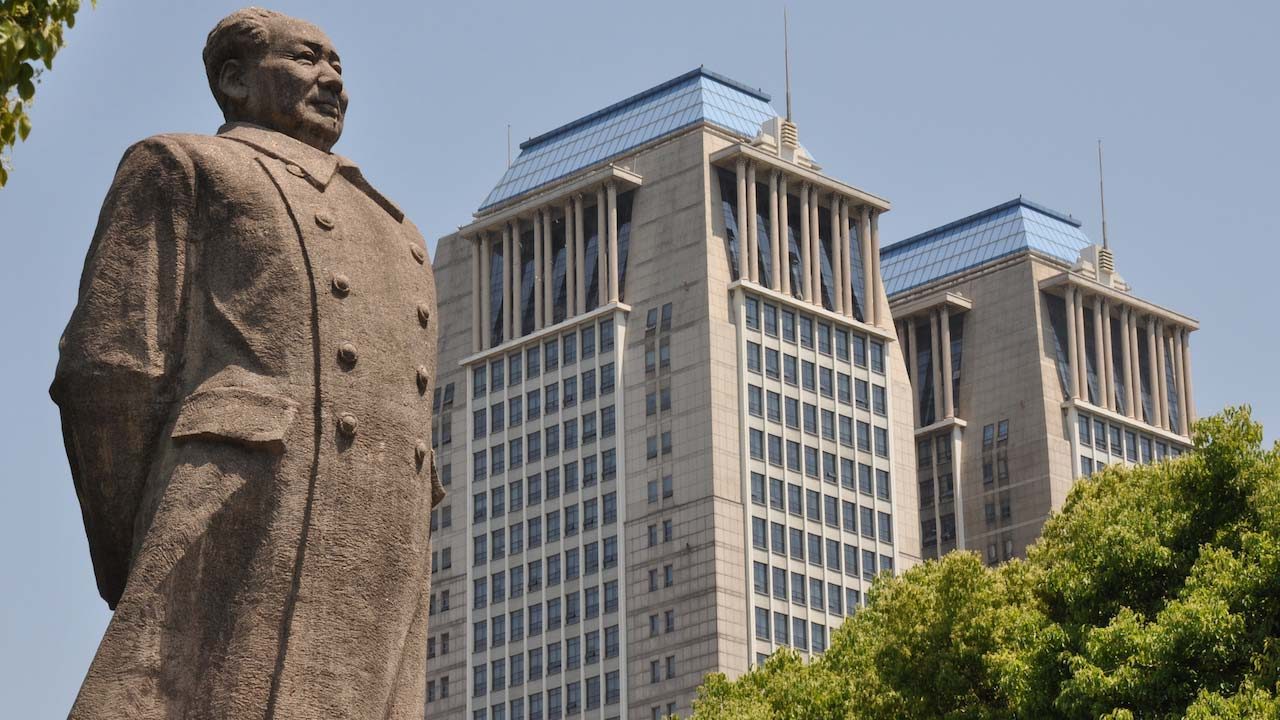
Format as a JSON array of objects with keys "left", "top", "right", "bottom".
[
  {"left": 870, "top": 210, "right": 883, "bottom": 326},
  {"left": 1173, "top": 328, "right": 1188, "bottom": 435},
  {"left": 1155, "top": 321, "right": 1170, "bottom": 429},
  {"left": 1119, "top": 307, "right": 1134, "bottom": 417},
  {"left": 502, "top": 224, "right": 512, "bottom": 341},
  {"left": 911, "top": 317, "right": 924, "bottom": 428},
  {"left": 1074, "top": 290, "right": 1088, "bottom": 403},
  {"left": 810, "top": 186, "right": 823, "bottom": 308},
  {"left": 565, "top": 199, "right": 576, "bottom": 318},
  {"left": 472, "top": 235, "right": 482, "bottom": 352},
  {"left": 768, "top": 171, "right": 781, "bottom": 291},
  {"left": 940, "top": 304, "right": 954, "bottom": 419},
  {"left": 545, "top": 208, "right": 555, "bottom": 324},
  {"left": 930, "top": 309, "right": 944, "bottom": 423},
  {"left": 480, "top": 233, "right": 492, "bottom": 350},
  {"left": 1145, "top": 317, "right": 1161, "bottom": 428},
  {"left": 859, "top": 206, "right": 873, "bottom": 325},
  {"left": 1102, "top": 301, "right": 1116, "bottom": 411},
  {"left": 830, "top": 197, "right": 844, "bottom": 315},
  {"left": 840, "top": 200, "right": 853, "bottom": 317},
  {"left": 1064, "top": 287, "right": 1079, "bottom": 399},
  {"left": 575, "top": 194, "right": 586, "bottom": 315},
  {"left": 596, "top": 186, "right": 607, "bottom": 308},
  {"left": 735, "top": 158, "right": 748, "bottom": 281},
  {"left": 533, "top": 211, "right": 544, "bottom": 331},
  {"left": 511, "top": 220, "right": 522, "bottom": 340},
  {"left": 1092, "top": 298, "right": 1107, "bottom": 408},
  {"left": 779, "top": 175, "right": 791, "bottom": 296},
  {"left": 1181, "top": 330, "right": 1196, "bottom": 423},
  {"left": 607, "top": 181, "right": 619, "bottom": 303},
  {"left": 1130, "top": 313, "right": 1144, "bottom": 422},
  {"left": 747, "top": 162, "right": 759, "bottom": 283},
  {"left": 798, "top": 182, "right": 811, "bottom": 302}
]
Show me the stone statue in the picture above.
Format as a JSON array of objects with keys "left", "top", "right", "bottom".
[{"left": 50, "top": 8, "right": 443, "bottom": 718}]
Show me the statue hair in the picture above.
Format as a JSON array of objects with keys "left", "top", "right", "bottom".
[{"left": 203, "top": 7, "right": 284, "bottom": 117}]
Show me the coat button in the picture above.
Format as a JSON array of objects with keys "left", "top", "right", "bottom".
[
  {"left": 417, "top": 365, "right": 430, "bottom": 394},
  {"left": 415, "top": 440, "right": 428, "bottom": 466},
  {"left": 338, "top": 413, "right": 358, "bottom": 436},
  {"left": 286, "top": 163, "right": 306, "bottom": 178},
  {"left": 315, "top": 212, "right": 335, "bottom": 230},
  {"left": 338, "top": 342, "right": 358, "bottom": 365},
  {"left": 417, "top": 303, "right": 431, "bottom": 327},
  {"left": 410, "top": 243, "right": 425, "bottom": 264},
  {"left": 332, "top": 273, "right": 351, "bottom": 296}
]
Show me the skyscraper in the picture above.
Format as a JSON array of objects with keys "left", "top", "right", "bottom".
[
  {"left": 424, "top": 69, "right": 919, "bottom": 720},
  {"left": 881, "top": 198, "right": 1198, "bottom": 564}
]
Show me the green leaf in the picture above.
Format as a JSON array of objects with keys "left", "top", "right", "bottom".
[
  {"left": 18, "top": 62, "right": 33, "bottom": 81},
  {"left": 18, "top": 78, "right": 34, "bottom": 100},
  {"left": 17, "top": 113, "right": 30, "bottom": 140},
  {"left": 0, "top": 164, "right": 8, "bottom": 187}
]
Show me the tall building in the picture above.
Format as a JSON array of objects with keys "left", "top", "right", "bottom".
[
  {"left": 880, "top": 198, "right": 1199, "bottom": 563},
  {"left": 425, "top": 68, "right": 920, "bottom": 720}
]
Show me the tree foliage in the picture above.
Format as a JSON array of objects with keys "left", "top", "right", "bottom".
[
  {"left": 692, "top": 408, "right": 1280, "bottom": 719},
  {"left": 0, "top": 0, "right": 90, "bottom": 187}
]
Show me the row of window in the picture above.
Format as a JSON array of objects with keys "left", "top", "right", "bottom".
[
  {"left": 473, "top": 421, "right": 616, "bottom": 482},
  {"left": 751, "top": 487, "right": 890, "bottom": 537},
  {"left": 473, "top": 498, "right": 619, "bottom": 559},
  {"left": 473, "top": 461, "right": 615, "bottom": 523},
  {"left": 473, "top": 321, "right": 616, "bottom": 399},
  {"left": 920, "top": 513, "right": 957, "bottom": 548},
  {"left": 744, "top": 297, "right": 884, "bottom": 372},
  {"left": 752, "top": 563, "right": 877, "bottom": 620},
  {"left": 472, "top": 538, "right": 619, "bottom": 591},
  {"left": 751, "top": 466, "right": 890, "bottom": 508},
  {"left": 474, "top": 366, "right": 615, "bottom": 439},
  {"left": 472, "top": 597, "right": 620, "bottom": 653},
  {"left": 746, "top": 344, "right": 883, "bottom": 393},
  {"left": 751, "top": 519, "right": 893, "bottom": 574},
  {"left": 749, "top": 383, "right": 886, "bottom": 435},
  {"left": 1077, "top": 412, "right": 1180, "bottom": 464},
  {"left": 749, "top": 427, "right": 890, "bottom": 479},
  {"left": 470, "top": 670, "right": 621, "bottom": 719},
  {"left": 753, "top": 608, "right": 835, "bottom": 654}
]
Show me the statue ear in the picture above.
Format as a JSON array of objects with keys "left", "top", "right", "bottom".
[{"left": 217, "top": 59, "right": 250, "bottom": 109}]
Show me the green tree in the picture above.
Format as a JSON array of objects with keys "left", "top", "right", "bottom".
[
  {"left": 0, "top": 0, "right": 91, "bottom": 187},
  {"left": 691, "top": 408, "right": 1280, "bottom": 720}
]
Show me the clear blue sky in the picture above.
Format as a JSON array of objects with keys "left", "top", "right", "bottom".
[{"left": 2, "top": 1, "right": 1276, "bottom": 715}]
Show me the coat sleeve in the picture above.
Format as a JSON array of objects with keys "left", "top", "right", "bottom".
[{"left": 50, "top": 136, "right": 195, "bottom": 609}]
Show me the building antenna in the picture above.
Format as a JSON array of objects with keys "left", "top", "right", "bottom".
[
  {"left": 507, "top": 124, "right": 512, "bottom": 168},
  {"left": 783, "top": 7, "right": 793, "bottom": 121},
  {"left": 1097, "top": 139, "right": 1109, "bottom": 249}
]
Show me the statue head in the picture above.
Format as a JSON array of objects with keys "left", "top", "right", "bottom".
[{"left": 203, "top": 8, "right": 348, "bottom": 152}]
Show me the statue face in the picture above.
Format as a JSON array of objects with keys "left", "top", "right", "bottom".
[{"left": 236, "top": 17, "right": 348, "bottom": 152}]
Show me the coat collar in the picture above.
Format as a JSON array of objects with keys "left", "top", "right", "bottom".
[{"left": 217, "top": 123, "right": 404, "bottom": 223}]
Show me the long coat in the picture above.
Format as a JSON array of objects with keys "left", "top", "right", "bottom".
[{"left": 51, "top": 123, "right": 444, "bottom": 719}]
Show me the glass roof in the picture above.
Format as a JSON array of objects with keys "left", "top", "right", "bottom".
[
  {"left": 478, "top": 68, "right": 780, "bottom": 212},
  {"left": 881, "top": 198, "right": 1093, "bottom": 297}
]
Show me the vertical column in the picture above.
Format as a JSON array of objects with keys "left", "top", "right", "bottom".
[
  {"left": 1120, "top": 307, "right": 1134, "bottom": 417},
  {"left": 511, "top": 220, "right": 522, "bottom": 340},
  {"left": 1074, "top": 290, "right": 1088, "bottom": 403},
  {"left": 533, "top": 211, "right": 544, "bottom": 331},
  {"left": 501, "top": 224, "right": 513, "bottom": 341},
  {"left": 1155, "top": 321, "right": 1170, "bottom": 429},
  {"left": 859, "top": 206, "right": 873, "bottom": 325},
  {"left": 1064, "top": 287, "right": 1079, "bottom": 399},
  {"left": 596, "top": 187, "right": 607, "bottom": 308},
  {"left": 798, "top": 182, "right": 812, "bottom": 302},
  {"left": 911, "top": 317, "right": 924, "bottom": 428},
  {"left": 1173, "top": 328, "right": 1188, "bottom": 435},
  {"left": 930, "top": 309, "right": 944, "bottom": 423},
  {"left": 545, "top": 207, "right": 555, "bottom": 325},
  {"left": 830, "top": 197, "right": 844, "bottom": 315},
  {"left": 840, "top": 200, "right": 853, "bottom": 317},
  {"left": 480, "top": 233, "right": 492, "bottom": 350},
  {"left": 1092, "top": 298, "right": 1107, "bottom": 409},
  {"left": 870, "top": 210, "right": 883, "bottom": 327},
  {"left": 735, "top": 158, "right": 748, "bottom": 281},
  {"left": 574, "top": 194, "right": 586, "bottom": 315},
  {"left": 1181, "top": 329, "right": 1196, "bottom": 424},
  {"left": 779, "top": 176, "right": 791, "bottom": 296},
  {"left": 607, "top": 181, "right": 619, "bottom": 303},
  {"left": 768, "top": 171, "right": 781, "bottom": 291},
  {"left": 1145, "top": 317, "right": 1161, "bottom": 428},
  {"left": 1130, "top": 312, "right": 1144, "bottom": 422},
  {"left": 1102, "top": 301, "right": 1116, "bottom": 411},
  {"left": 471, "top": 235, "right": 482, "bottom": 352},
  {"left": 746, "top": 161, "right": 759, "bottom": 283},
  {"left": 940, "top": 304, "right": 954, "bottom": 419},
  {"left": 810, "top": 186, "right": 822, "bottom": 308}
]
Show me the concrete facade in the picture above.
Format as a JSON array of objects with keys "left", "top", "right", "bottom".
[
  {"left": 883, "top": 199, "right": 1199, "bottom": 563},
  {"left": 424, "top": 69, "right": 919, "bottom": 720}
]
